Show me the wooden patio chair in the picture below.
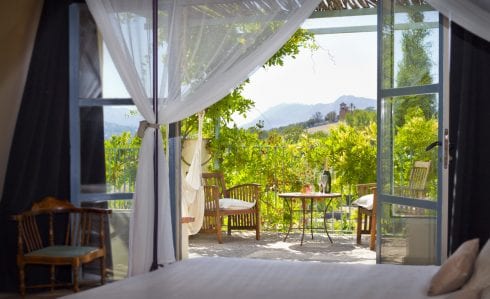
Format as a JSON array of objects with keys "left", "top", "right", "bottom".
[
  {"left": 393, "top": 161, "right": 431, "bottom": 217},
  {"left": 355, "top": 183, "right": 377, "bottom": 251},
  {"left": 201, "top": 172, "right": 260, "bottom": 243},
  {"left": 395, "top": 161, "right": 431, "bottom": 199},
  {"left": 12, "top": 196, "right": 111, "bottom": 296}
]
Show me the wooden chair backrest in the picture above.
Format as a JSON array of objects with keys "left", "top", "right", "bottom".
[
  {"left": 408, "top": 161, "right": 431, "bottom": 191},
  {"left": 356, "top": 183, "right": 377, "bottom": 197},
  {"left": 13, "top": 196, "right": 109, "bottom": 254},
  {"left": 202, "top": 172, "right": 227, "bottom": 197},
  {"left": 203, "top": 185, "right": 220, "bottom": 210}
]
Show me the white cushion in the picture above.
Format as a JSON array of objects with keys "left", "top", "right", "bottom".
[
  {"left": 352, "top": 194, "right": 374, "bottom": 210},
  {"left": 463, "top": 238, "right": 490, "bottom": 292},
  {"left": 428, "top": 238, "right": 480, "bottom": 295},
  {"left": 219, "top": 198, "right": 255, "bottom": 210},
  {"left": 481, "top": 286, "right": 490, "bottom": 299}
]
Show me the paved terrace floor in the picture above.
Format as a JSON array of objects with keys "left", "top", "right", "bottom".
[{"left": 189, "top": 231, "right": 376, "bottom": 264}]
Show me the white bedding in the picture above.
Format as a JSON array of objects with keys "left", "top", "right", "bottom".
[{"left": 64, "top": 257, "right": 450, "bottom": 299}]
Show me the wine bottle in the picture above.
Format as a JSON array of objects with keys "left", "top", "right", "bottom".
[{"left": 323, "top": 169, "right": 332, "bottom": 193}]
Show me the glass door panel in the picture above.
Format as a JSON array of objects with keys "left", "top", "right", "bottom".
[
  {"left": 379, "top": 202, "right": 437, "bottom": 264},
  {"left": 378, "top": 0, "right": 442, "bottom": 265}
]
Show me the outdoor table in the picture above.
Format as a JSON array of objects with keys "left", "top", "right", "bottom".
[{"left": 278, "top": 192, "right": 342, "bottom": 245}]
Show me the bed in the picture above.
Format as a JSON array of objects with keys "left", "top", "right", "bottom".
[{"left": 62, "top": 256, "right": 450, "bottom": 299}]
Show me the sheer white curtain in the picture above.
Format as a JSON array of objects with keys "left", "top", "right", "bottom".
[
  {"left": 86, "top": 0, "right": 320, "bottom": 276},
  {"left": 182, "top": 111, "right": 205, "bottom": 235},
  {"left": 427, "top": 0, "right": 490, "bottom": 42}
]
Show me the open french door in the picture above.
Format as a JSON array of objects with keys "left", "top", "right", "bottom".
[{"left": 376, "top": 0, "right": 448, "bottom": 265}]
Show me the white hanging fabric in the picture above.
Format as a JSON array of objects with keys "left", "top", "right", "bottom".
[
  {"left": 182, "top": 111, "right": 205, "bottom": 235},
  {"left": 427, "top": 0, "right": 490, "bottom": 42},
  {"left": 86, "top": 0, "right": 321, "bottom": 277}
]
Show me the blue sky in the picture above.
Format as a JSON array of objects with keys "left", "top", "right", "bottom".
[{"left": 238, "top": 27, "right": 377, "bottom": 124}]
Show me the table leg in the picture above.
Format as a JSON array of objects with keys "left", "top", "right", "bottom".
[
  {"left": 323, "top": 197, "right": 334, "bottom": 243},
  {"left": 310, "top": 198, "right": 314, "bottom": 240},
  {"left": 283, "top": 198, "right": 293, "bottom": 242},
  {"left": 301, "top": 198, "right": 306, "bottom": 246}
]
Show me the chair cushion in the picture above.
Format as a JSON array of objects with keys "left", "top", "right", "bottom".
[
  {"left": 219, "top": 198, "right": 255, "bottom": 210},
  {"left": 352, "top": 194, "right": 374, "bottom": 210},
  {"left": 463, "top": 239, "right": 490, "bottom": 292},
  {"left": 26, "top": 245, "right": 100, "bottom": 258},
  {"left": 428, "top": 238, "right": 480, "bottom": 295}
]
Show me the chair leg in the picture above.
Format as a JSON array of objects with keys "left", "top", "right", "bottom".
[
  {"left": 72, "top": 265, "right": 80, "bottom": 292},
  {"left": 256, "top": 212, "right": 260, "bottom": 240},
  {"left": 19, "top": 263, "right": 26, "bottom": 296},
  {"left": 227, "top": 215, "right": 232, "bottom": 236},
  {"left": 216, "top": 215, "right": 223, "bottom": 244},
  {"left": 50, "top": 265, "right": 55, "bottom": 291},
  {"left": 369, "top": 214, "right": 376, "bottom": 251},
  {"left": 356, "top": 209, "right": 362, "bottom": 244},
  {"left": 100, "top": 256, "right": 106, "bottom": 285}
]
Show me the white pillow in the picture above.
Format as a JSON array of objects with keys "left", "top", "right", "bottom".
[
  {"left": 219, "top": 198, "right": 255, "bottom": 210},
  {"left": 352, "top": 194, "right": 374, "bottom": 210},
  {"left": 428, "top": 239, "right": 480, "bottom": 295},
  {"left": 463, "top": 238, "right": 490, "bottom": 292}
]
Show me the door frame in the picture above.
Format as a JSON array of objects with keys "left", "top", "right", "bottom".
[{"left": 375, "top": 1, "right": 447, "bottom": 265}]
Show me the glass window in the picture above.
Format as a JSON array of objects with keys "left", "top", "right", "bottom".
[{"left": 379, "top": 203, "right": 437, "bottom": 265}]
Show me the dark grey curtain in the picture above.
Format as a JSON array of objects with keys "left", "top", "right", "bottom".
[
  {"left": 0, "top": 0, "right": 108, "bottom": 291},
  {"left": 449, "top": 23, "right": 490, "bottom": 253}
]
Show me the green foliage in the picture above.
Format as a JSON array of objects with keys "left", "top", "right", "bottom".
[
  {"left": 209, "top": 115, "right": 377, "bottom": 230},
  {"left": 325, "top": 111, "right": 337, "bottom": 123},
  {"left": 104, "top": 132, "right": 141, "bottom": 193},
  {"left": 325, "top": 123, "right": 377, "bottom": 191},
  {"left": 345, "top": 109, "right": 376, "bottom": 128},
  {"left": 394, "top": 10, "right": 436, "bottom": 127},
  {"left": 393, "top": 107, "right": 438, "bottom": 196},
  {"left": 265, "top": 28, "right": 318, "bottom": 67}
]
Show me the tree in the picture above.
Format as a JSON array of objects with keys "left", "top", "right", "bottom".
[
  {"left": 325, "top": 123, "right": 377, "bottom": 192},
  {"left": 325, "top": 111, "right": 337, "bottom": 123},
  {"left": 345, "top": 109, "right": 376, "bottom": 128},
  {"left": 104, "top": 132, "right": 141, "bottom": 192},
  {"left": 393, "top": 107, "right": 438, "bottom": 192},
  {"left": 394, "top": 10, "right": 436, "bottom": 127}
]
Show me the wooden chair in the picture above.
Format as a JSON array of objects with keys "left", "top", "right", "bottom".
[
  {"left": 12, "top": 196, "right": 111, "bottom": 295},
  {"left": 201, "top": 172, "right": 260, "bottom": 243},
  {"left": 395, "top": 161, "right": 431, "bottom": 199},
  {"left": 355, "top": 183, "right": 377, "bottom": 251}
]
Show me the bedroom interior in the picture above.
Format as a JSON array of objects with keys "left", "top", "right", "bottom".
[{"left": 0, "top": 0, "right": 489, "bottom": 298}]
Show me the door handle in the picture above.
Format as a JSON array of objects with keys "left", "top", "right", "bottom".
[
  {"left": 444, "top": 128, "right": 449, "bottom": 169},
  {"left": 425, "top": 141, "right": 442, "bottom": 151}
]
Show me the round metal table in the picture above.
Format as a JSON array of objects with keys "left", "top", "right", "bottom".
[{"left": 278, "top": 192, "right": 342, "bottom": 245}]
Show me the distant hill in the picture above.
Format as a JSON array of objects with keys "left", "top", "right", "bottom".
[
  {"left": 104, "top": 122, "right": 137, "bottom": 139},
  {"left": 103, "top": 106, "right": 141, "bottom": 139},
  {"left": 242, "top": 95, "right": 375, "bottom": 130}
]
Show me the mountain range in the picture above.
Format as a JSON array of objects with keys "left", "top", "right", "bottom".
[
  {"left": 102, "top": 95, "right": 376, "bottom": 138},
  {"left": 241, "top": 95, "right": 376, "bottom": 130}
]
